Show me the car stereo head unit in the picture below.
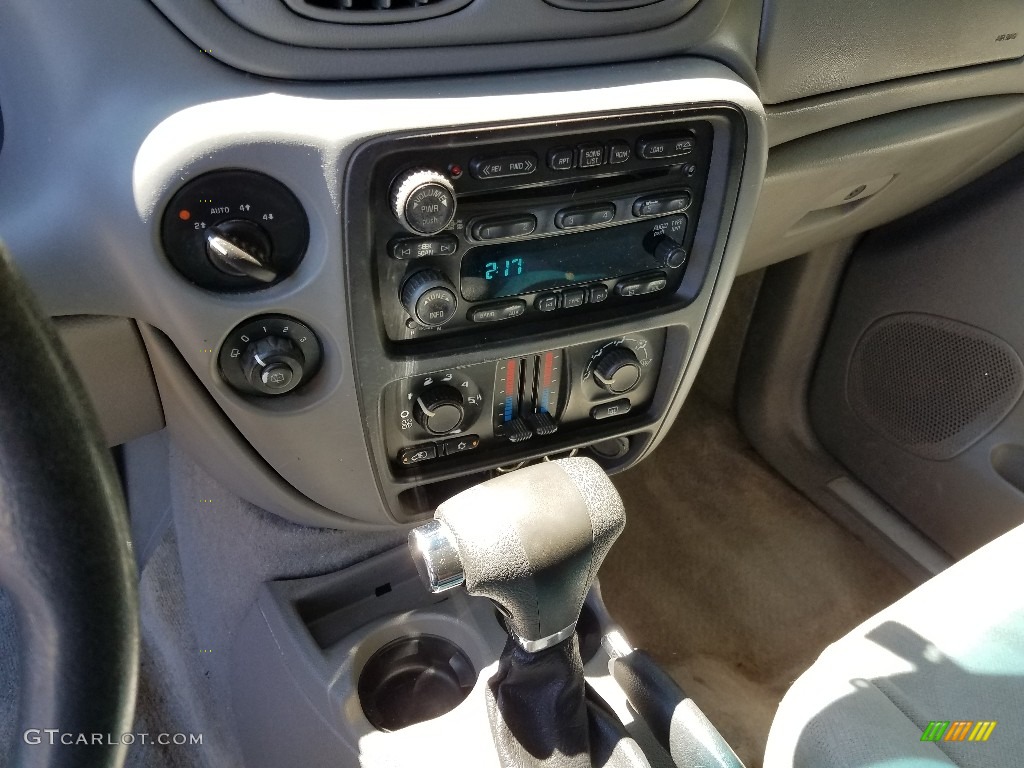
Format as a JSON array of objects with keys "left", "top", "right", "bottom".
[{"left": 357, "top": 111, "right": 716, "bottom": 342}]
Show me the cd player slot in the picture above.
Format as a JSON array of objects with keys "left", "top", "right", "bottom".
[{"left": 458, "top": 167, "right": 677, "bottom": 208}]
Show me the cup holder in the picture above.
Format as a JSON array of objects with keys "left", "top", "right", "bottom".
[{"left": 358, "top": 634, "right": 477, "bottom": 732}]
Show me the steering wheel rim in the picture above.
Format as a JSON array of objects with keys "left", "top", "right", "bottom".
[{"left": 0, "top": 244, "right": 138, "bottom": 768}]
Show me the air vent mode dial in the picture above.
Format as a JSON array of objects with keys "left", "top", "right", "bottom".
[
  {"left": 593, "top": 346, "right": 642, "bottom": 395},
  {"left": 391, "top": 169, "right": 457, "bottom": 235}
]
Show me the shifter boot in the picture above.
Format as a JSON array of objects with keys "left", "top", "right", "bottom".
[{"left": 485, "top": 636, "right": 591, "bottom": 768}]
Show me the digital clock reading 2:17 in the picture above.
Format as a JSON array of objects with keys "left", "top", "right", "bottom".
[{"left": 485, "top": 258, "right": 524, "bottom": 280}]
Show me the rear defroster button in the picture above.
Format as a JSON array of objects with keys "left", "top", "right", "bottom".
[{"left": 591, "top": 399, "right": 632, "bottom": 421}]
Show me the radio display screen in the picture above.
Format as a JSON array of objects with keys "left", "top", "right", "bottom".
[{"left": 460, "top": 221, "right": 653, "bottom": 302}]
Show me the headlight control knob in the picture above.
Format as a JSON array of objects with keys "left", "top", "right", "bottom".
[
  {"left": 414, "top": 385, "right": 466, "bottom": 435},
  {"left": 593, "top": 346, "right": 642, "bottom": 395},
  {"left": 242, "top": 336, "right": 305, "bottom": 395},
  {"left": 401, "top": 269, "right": 459, "bottom": 328},
  {"left": 391, "top": 169, "right": 457, "bottom": 235},
  {"left": 218, "top": 315, "right": 322, "bottom": 397},
  {"left": 205, "top": 220, "right": 277, "bottom": 283}
]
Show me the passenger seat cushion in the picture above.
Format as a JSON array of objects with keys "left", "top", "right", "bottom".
[{"left": 764, "top": 523, "right": 1024, "bottom": 767}]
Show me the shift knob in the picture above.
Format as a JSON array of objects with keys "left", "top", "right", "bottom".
[{"left": 408, "top": 457, "right": 626, "bottom": 652}]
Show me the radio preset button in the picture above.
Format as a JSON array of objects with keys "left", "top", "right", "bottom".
[
  {"left": 608, "top": 141, "right": 632, "bottom": 164},
  {"left": 469, "top": 300, "right": 527, "bottom": 323},
  {"left": 389, "top": 235, "right": 458, "bottom": 260},
  {"left": 577, "top": 143, "right": 605, "bottom": 168},
  {"left": 637, "top": 134, "right": 696, "bottom": 160},
  {"left": 548, "top": 147, "right": 575, "bottom": 171},
  {"left": 643, "top": 274, "right": 669, "bottom": 293},
  {"left": 554, "top": 203, "right": 615, "bottom": 230},
  {"left": 616, "top": 272, "right": 667, "bottom": 298},
  {"left": 535, "top": 293, "right": 560, "bottom": 312},
  {"left": 471, "top": 215, "right": 537, "bottom": 241},
  {"left": 470, "top": 154, "right": 538, "bottom": 180},
  {"left": 632, "top": 191, "right": 692, "bottom": 218},
  {"left": 562, "top": 288, "right": 586, "bottom": 309}
]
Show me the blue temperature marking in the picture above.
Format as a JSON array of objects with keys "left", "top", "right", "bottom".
[
  {"left": 504, "top": 396, "right": 514, "bottom": 422},
  {"left": 541, "top": 389, "right": 550, "bottom": 414}
]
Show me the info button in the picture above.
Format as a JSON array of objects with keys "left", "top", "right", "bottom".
[{"left": 469, "top": 300, "right": 526, "bottom": 323}]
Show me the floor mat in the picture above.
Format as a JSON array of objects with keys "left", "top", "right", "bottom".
[{"left": 599, "top": 393, "right": 913, "bottom": 768}]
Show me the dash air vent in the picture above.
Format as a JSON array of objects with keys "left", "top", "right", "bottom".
[
  {"left": 284, "top": 0, "right": 472, "bottom": 22},
  {"left": 544, "top": 0, "right": 665, "bottom": 9}
]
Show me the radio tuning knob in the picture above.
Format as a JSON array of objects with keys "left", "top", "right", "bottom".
[
  {"left": 391, "top": 169, "right": 457, "bottom": 235},
  {"left": 401, "top": 269, "right": 459, "bottom": 328},
  {"left": 593, "top": 346, "right": 642, "bottom": 395}
]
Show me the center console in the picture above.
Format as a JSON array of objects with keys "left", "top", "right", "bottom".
[{"left": 125, "top": 59, "right": 765, "bottom": 528}]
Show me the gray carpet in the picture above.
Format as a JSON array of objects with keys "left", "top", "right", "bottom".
[{"left": 599, "top": 393, "right": 913, "bottom": 768}]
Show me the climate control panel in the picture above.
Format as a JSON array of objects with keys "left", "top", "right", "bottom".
[{"left": 382, "top": 329, "right": 665, "bottom": 471}]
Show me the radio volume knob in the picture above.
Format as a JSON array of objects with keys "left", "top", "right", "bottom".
[
  {"left": 401, "top": 269, "right": 459, "bottom": 328},
  {"left": 391, "top": 169, "right": 457, "bottom": 235},
  {"left": 593, "top": 347, "right": 642, "bottom": 395}
]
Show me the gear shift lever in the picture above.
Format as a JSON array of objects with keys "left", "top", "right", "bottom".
[
  {"left": 409, "top": 458, "right": 633, "bottom": 768},
  {"left": 409, "top": 457, "right": 625, "bottom": 651}
]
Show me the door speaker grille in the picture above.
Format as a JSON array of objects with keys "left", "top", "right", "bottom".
[{"left": 847, "top": 313, "right": 1024, "bottom": 460}]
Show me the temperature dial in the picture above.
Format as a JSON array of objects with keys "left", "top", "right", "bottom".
[
  {"left": 414, "top": 385, "right": 466, "bottom": 435},
  {"left": 391, "top": 169, "right": 456, "bottom": 235},
  {"left": 593, "top": 347, "right": 642, "bottom": 395},
  {"left": 219, "top": 315, "right": 322, "bottom": 397}
]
